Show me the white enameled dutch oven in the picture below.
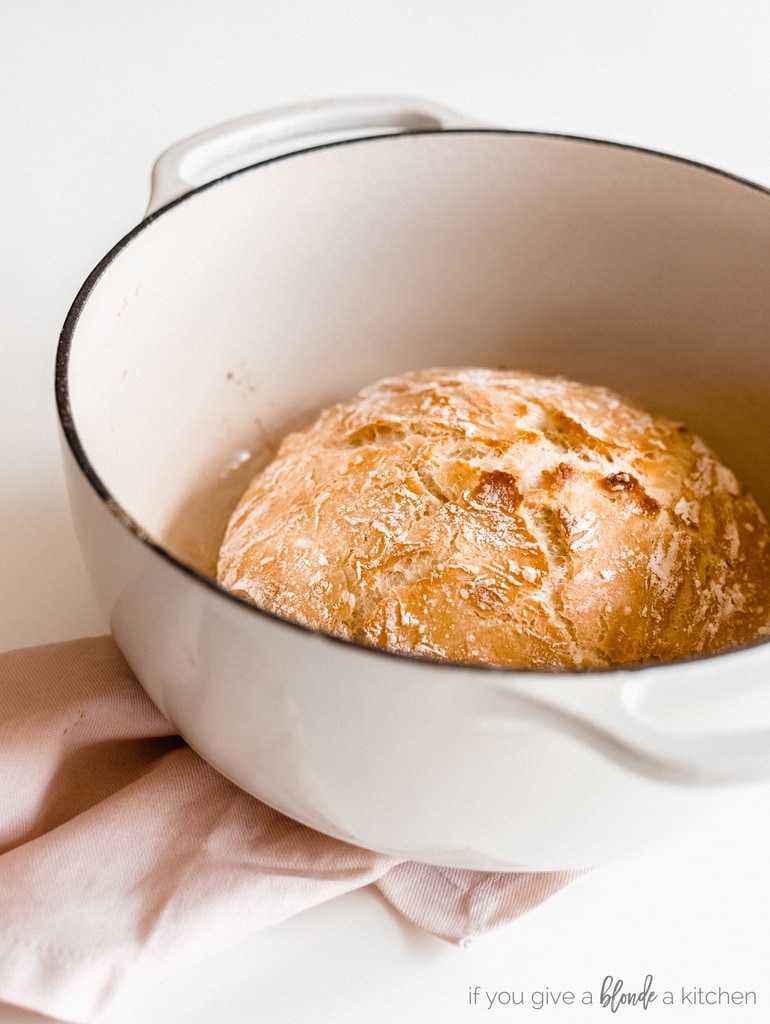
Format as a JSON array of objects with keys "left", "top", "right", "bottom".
[{"left": 57, "top": 97, "right": 770, "bottom": 871}]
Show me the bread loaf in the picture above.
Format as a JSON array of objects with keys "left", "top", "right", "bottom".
[{"left": 217, "top": 368, "right": 770, "bottom": 668}]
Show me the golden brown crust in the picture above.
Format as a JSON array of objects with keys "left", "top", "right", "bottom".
[{"left": 217, "top": 368, "right": 770, "bottom": 668}]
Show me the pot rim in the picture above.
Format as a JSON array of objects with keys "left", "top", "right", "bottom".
[{"left": 55, "top": 125, "right": 770, "bottom": 680}]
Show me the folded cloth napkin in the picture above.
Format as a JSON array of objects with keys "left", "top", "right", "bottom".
[{"left": 0, "top": 636, "right": 587, "bottom": 1023}]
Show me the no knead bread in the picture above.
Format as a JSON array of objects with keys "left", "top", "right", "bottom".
[{"left": 217, "top": 368, "right": 770, "bottom": 669}]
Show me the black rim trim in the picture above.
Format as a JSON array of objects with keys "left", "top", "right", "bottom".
[{"left": 54, "top": 126, "right": 770, "bottom": 676}]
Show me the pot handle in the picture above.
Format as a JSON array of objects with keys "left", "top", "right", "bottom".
[
  {"left": 146, "top": 95, "right": 486, "bottom": 216},
  {"left": 502, "top": 646, "right": 770, "bottom": 786}
]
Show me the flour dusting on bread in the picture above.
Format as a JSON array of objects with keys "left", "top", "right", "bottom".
[{"left": 217, "top": 368, "right": 770, "bottom": 668}]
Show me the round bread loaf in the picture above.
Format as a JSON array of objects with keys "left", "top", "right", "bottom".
[{"left": 217, "top": 368, "right": 770, "bottom": 668}]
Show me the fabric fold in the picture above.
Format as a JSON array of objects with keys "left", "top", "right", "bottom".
[{"left": 0, "top": 636, "right": 586, "bottom": 1022}]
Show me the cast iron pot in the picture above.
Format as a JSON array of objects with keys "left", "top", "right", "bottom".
[{"left": 57, "top": 97, "right": 770, "bottom": 870}]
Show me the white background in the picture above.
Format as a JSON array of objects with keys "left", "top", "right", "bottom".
[{"left": 3, "top": 2, "right": 770, "bottom": 1021}]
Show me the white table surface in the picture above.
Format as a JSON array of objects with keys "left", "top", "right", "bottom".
[{"left": 3, "top": 2, "right": 770, "bottom": 1021}]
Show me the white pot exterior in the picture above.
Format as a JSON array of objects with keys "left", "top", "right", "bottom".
[{"left": 58, "top": 113, "right": 770, "bottom": 870}]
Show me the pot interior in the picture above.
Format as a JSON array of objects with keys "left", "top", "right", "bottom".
[{"left": 64, "top": 130, "right": 770, "bottom": 576}]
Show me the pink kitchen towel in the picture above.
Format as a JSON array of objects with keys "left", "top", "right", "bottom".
[{"left": 0, "top": 636, "right": 586, "bottom": 1022}]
